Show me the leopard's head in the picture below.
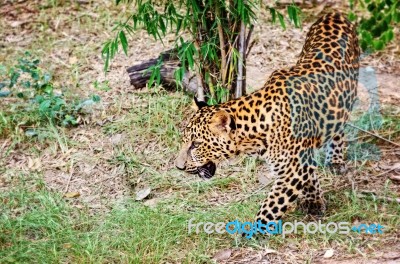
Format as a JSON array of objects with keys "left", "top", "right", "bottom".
[{"left": 175, "top": 98, "right": 237, "bottom": 179}]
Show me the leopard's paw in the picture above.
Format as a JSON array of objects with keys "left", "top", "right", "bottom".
[{"left": 298, "top": 198, "right": 326, "bottom": 218}]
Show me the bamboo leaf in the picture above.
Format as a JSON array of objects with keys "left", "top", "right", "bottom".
[
  {"left": 278, "top": 12, "right": 286, "bottom": 30},
  {"left": 186, "top": 46, "right": 194, "bottom": 69},
  {"left": 269, "top": 8, "right": 277, "bottom": 23},
  {"left": 119, "top": 30, "right": 128, "bottom": 55},
  {"left": 372, "top": 39, "right": 384, "bottom": 50},
  {"left": 287, "top": 5, "right": 301, "bottom": 28}
]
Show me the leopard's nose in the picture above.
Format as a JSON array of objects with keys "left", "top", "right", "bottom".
[
  {"left": 175, "top": 158, "right": 186, "bottom": 170},
  {"left": 175, "top": 147, "right": 188, "bottom": 171},
  {"left": 175, "top": 164, "right": 186, "bottom": 170}
]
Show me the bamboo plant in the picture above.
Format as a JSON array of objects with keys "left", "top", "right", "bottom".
[{"left": 103, "top": 0, "right": 301, "bottom": 103}]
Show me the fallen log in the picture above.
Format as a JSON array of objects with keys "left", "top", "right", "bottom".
[{"left": 126, "top": 49, "right": 198, "bottom": 93}]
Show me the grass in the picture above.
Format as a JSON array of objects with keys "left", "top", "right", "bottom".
[
  {"left": 1, "top": 90, "right": 399, "bottom": 263},
  {"left": 1, "top": 1, "right": 400, "bottom": 263},
  {"left": 1, "top": 169, "right": 399, "bottom": 263}
]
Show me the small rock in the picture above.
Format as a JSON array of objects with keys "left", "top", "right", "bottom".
[
  {"left": 135, "top": 187, "right": 151, "bottom": 201},
  {"left": 264, "top": 248, "right": 277, "bottom": 254},
  {"left": 64, "top": 192, "right": 80, "bottom": 198},
  {"left": 389, "top": 174, "right": 400, "bottom": 182},
  {"left": 212, "top": 249, "right": 232, "bottom": 261},
  {"left": 323, "top": 249, "right": 334, "bottom": 258},
  {"left": 144, "top": 198, "right": 159, "bottom": 208},
  {"left": 110, "top": 133, "right": 124, "bottom": 145}
]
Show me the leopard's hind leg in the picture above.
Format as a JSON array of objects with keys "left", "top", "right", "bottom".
[
  {"left": 324, "top": 130, "right": 348, "bottom": 174},
  {"left": 324, "top": 130, "right": 345, "bottom": 165}
]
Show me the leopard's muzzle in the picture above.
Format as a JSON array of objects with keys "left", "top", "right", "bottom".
[{"left": 197, "top": 161, "right": 216, "bottom": 179}]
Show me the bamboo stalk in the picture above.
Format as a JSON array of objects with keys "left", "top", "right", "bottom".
[
  {"left": 236, "top": 17, "right": 246, "bottom": 98},
  {"left": 216, "top": 2, "right": 227, "bottom": 86},
  {"left": 193, "top": 40, "right": 205, "bottom": 101},
  {"left": 186, "top": 1, "right": 205, "bottom": 101},
  {"left": 245, "top": 24, "right": 254, "bottom": 58},
  {"left": 218, "top": 21, "right": 227, "bottom": 85}
]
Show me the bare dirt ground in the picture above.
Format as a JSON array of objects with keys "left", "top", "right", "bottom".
[{"left": 1, "top": 0, "right": 399, "bottom": 263}]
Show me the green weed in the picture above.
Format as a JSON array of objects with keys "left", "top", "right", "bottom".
[{"left": 0, "top": 52, "right": 100, "bottom": 138}]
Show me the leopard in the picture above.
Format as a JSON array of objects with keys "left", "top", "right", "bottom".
[{"left": 175, "top": 12, "right": 360, "bottom": 224}]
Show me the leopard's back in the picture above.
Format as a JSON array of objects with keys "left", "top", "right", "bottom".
[{"left": 285, "top": 12, "right": 360, "bottom": 147}]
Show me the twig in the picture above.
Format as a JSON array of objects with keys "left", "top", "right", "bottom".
[
  {"left": 225, "top": 35, "right": 239, "bottom": 71},
  {"left": 64, "top": 159, "right": 74, "bottom": 193},
  {"left": 373, "top": 166, "right": 399, "bottom": 177},
  {"left": 0, "top": 139, "right": 10, "bottom": 158},
  {"left": 346, "top": 129, "right": 400, "bottom": 142},
  {"left": 0, "top": 0, "right": 28, "bottom": 8},
  {"left": 346, "top": 123, "right": 400, "bottom": 148},
  {"left": 358, "top": 191, "right": 400, "bottom": 204},
  {"left": 238, "top": 181, "right": 273, "bottom": 203},
  {"left": 246, "top": 39, "right": 256, "bottom": 58}
]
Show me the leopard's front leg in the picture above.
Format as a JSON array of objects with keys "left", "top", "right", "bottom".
[
  {"left": 256, "top": 156, "right": 306, "bottom": 223},
  {"left": 298, "top": 167, "right": 326, "bottom": 217}
]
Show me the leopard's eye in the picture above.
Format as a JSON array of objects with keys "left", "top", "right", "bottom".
[{"left": 190, "top": 141, "right": 201, "bottom": 149}]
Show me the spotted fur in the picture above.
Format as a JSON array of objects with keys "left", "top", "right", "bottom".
[{"left": 175, "top": 13, "right": 360, "bottom": 222}]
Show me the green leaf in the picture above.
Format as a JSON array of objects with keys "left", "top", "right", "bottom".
[
  {"left": 385, "top": 0, "right": 393, "bottom": 5},
  {"left": 92, "top": 94, "right": 101, "bottom": 102},
  {"left": 348, "top": 12, "right": 357, "bottom": 22},
  {"left": 372, "top": 39, "right": 384, "bottom": 50},
  {"left": 186, "top": 44, "right": 194, "bottom": 70},
  {"left": 394, "top": 11, "right": 400, "bottom": 23},
  {"left": 43, "top": 84, "right": 53, "bottom": 94},
  {"left": 287, "top": 5, "right": 301, "bottom": 28},
  {"left": 176, "top": 18, "right": 182, "bottom": 34},
  {"left": 119, "top": 30, "right": 129, "bottom": 56},
  {"left": 360, "top": 40, "right": 368, "bottom": 51},
  {"left": 62, "top": 115, "right": 78, "bottom": 126},
  {"left": 383, "top": 29, "right": 394, "bottom": 42},
  {"left": 34, "top": 95, "right": 44, "bottom": 103},
  {"left": 146, "top": 57, "right": 162, "bottom": 88},
  {"left": 159, "top": 17, "right": 166, "bottom": 35},
  {"left": 9, "top": 71, "right": 20, "bottom": 88},
  {"left": 278, "top": 13, "right": 286, "bottom": 30},
  {"left": 269, "top": 8, "right": 277, "bottom": 23},
  {"left": 174, "top": 66, "right": 184, "bottom": 84},
  {"left": 367, "top": 2, "right": 376, "bottom": 12},
  {"left": 349, "top": 0, "right": 355, "bottom": 9},
  {"left": 361, "top": 30, "right": 373, "bottom": 43},
  {"left": 54, "top": 97, "right": 65, "bottom": 108},
  {"left": 378, "top": 1, "right": 386, "bottom": 10},
  {"left": 101, "top": 41, "right": 111, "bottom": 72},
  {"left": 39, "top": 100, "right": 51, "bottom": 113},
  {"left": 207, "top": 97, "right": 217, "bottom": 105},
  {"left": 23, "top": 80, "right": 31, "bottom": 88},
  {"left": 31, "top": 70, "right": 39, "bottom": 81}
]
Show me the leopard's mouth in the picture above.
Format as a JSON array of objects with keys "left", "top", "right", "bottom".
[{"left": 197, "top": 161, "right": 216, "bottom": 179}]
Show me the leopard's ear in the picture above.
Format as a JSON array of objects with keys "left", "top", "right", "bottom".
[
  {"left": 192, "top": 97, "right": 208, "bottom": 111},
  {"left": 210, "top": 110, "right": 231, "bottom": 134}
]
